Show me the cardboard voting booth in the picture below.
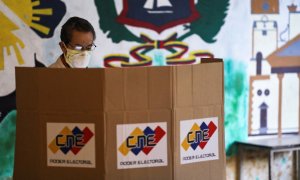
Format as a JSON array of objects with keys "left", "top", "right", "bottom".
[{"left": 14, "top": 59, "right": 225, "bottom": 180}]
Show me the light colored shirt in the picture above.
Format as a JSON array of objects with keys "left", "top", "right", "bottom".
[{"left": 48, "top": 56, "right": 67, "bottom": 68}]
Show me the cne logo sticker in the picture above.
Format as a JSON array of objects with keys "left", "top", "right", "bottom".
[
  {"left": 48, "top": 126, "right": 94, "bottom": 155},
  {"left": 117, "top": 122, "right": 167, "bottom": 169},
  {"left": 180, "top": 117, "right": 219, "bottom": 164},
  {"left": 181, "top": 121, "right": 217, "bottom": 151},
  {"left": 47, "top": 123, "right": 95, "bottom": 168},
  {"left": 118, "top": 126, "right": 166, "bottom": 156}
]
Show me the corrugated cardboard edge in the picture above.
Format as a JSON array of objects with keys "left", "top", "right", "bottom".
[
  {"left": 171, "top": 65, "right": 176, "bottom": 180},
  {"left": 171, "top": 59, "right": 225, "bottom": 179},
  {"left": 220, "top": 59, "right": 226, "bottom": 178}
]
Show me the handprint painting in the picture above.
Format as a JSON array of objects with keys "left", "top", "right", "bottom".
[
  {"left": 0, "top": 0, "right": 66, "bottom": 69},
  {"left": 0, "top": 0, "right": 65, "bottom": 119}
]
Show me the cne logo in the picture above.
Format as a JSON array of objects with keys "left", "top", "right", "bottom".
[
  {"left": 118, "top": 126, "right": 166, "bottom": 156},
  {"left": 181, "top": 121, "right": 217, "bottom": 151},
  {"left": 48, "top": 126, "right": 94, "bottom": 155}
]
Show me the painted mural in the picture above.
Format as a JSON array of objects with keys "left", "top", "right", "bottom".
[
  {"left": 248, "top": 1, "right": 300, "bottom": 135},
  {"left": 0, "top": 0, "right": 65, "bottom": 123},
  {"left": 0, "top": 0, "right": 299, "bottom": 179}
]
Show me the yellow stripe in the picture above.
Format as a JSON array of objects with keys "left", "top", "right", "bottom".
[
  {"left": 104, "top": 54, "right": 129, "bottom": 59},
  {"left": 167, "top": 58, "right": 195, "bottom": 63},
  {"left": 166, "top": 48, "right": 185, "bottom": 59},
  {"left": 48, "top": 140, "right": 60, "bottom": 153},
  {"left": 18, "top": 39, "right": 25, "bottom": 49},
  {"left": 6, "top": 46, "right": 11, "bottom": 56},
  {"left": 165, "top": 41, "right": 188, "bottom": 46},
  {"left": 32, "top": 8, "right": 53, "bottom": 15},
  {"left": 0, "top": 48, "right": 4, "bottom": 70},
  {"left": 32, "top": 16, "right": 41, "bottom": 21},
  {"left": 191, "top": 50, "right": 211, "bottom": 53},
  {"left": 129, "top": 44, "right": 153, "bottom": 51},
  {"left": 31, "top": 1, "right": 40, "bottom": 7},
  {"left": 30, "top": 22, "right": 50, "bottom": 35},
  {"left": 181, "top": 138, "right": 190, "bottom": 151},
  {"left": 154, "top": 41, "right": 158, "bottom": 49},
  {"left": 119, "top": 142, "right": 130, "bottom": 156},
  {"left": 13, "top": 45, "right": 25, "bottom": 65},
  {"left": 122, "top": 60, "right": 152, "bottom": 66}
]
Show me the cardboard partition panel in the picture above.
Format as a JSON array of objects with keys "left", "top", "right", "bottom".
[{"left": 14, "top": 59, "right": 225, "bottom": 180}]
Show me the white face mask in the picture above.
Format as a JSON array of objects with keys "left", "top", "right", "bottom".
[{"left": 64, "top": 48, "right": 92, "bottom": 68}]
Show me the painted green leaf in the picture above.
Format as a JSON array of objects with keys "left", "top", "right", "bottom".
[
  {"left": 178, "top": 0, "right": 230, "bottom": 42},
  {"left": 0, "top": 110, "right": 16, "bottom": 179},
  {"left": 94, "top": 0, "right": 142, "bottom": 43}
]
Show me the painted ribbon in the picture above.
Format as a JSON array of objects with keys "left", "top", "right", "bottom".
[{"left": 104, "top": 33, "right": 213, "bottom": 67}]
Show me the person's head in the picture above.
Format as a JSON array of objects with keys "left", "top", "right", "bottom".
[{"left": 59, "top": 17, "right": 96, "bottom": 68}]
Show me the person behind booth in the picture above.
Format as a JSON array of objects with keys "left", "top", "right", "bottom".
[{"left": 49, "top": 17, "right": 96, "bottom": 68}]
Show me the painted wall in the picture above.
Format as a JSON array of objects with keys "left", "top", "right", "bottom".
[{"left": 0, "top": 0, "right": 300, "bottom": 179}]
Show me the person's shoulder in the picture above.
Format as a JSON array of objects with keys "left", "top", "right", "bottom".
[{"left": 48, "top": 56, "right": 66, "bottom": 68}]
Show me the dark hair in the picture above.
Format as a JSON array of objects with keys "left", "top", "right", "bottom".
[{"left": 60, "top": 17, "right": 96, "bottom": 44}]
